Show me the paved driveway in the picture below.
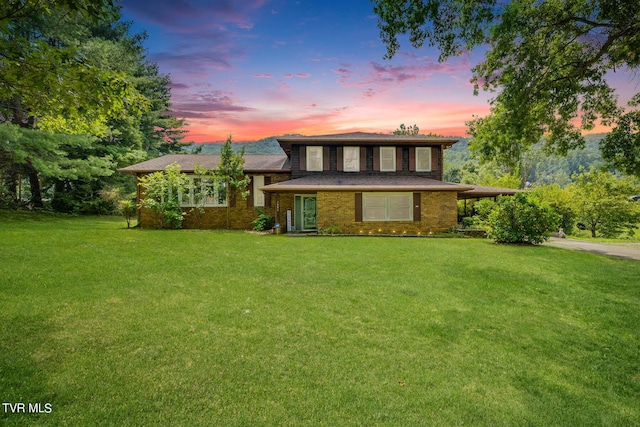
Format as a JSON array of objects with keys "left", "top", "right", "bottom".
[{"left": 544, "top": 237, "right": 640, "bottom": 261}]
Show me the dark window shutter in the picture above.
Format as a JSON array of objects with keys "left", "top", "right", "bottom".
[
  {"left": 247, "top": 177, "right": 254, "bottom": 207},
  {"left": 360, "top": 147, "right": 367, "bottom": 171},
  {"left": 230, "top": 190, "right": 236, "bottom": 207},
  {"left": 396, "top": 147, "right": 403, "bottom": 171},
  {"left": 299, "top": 146, "right": 306, "bottom": 171},
  {"left": 409, "top": 147, "right": 416, "bottom": 172},
  {"left": 373, "top": 147, "right": 380, "bottom": 171},
  {"left": 431, "top": 147, "right": 439, "bottom": 172},
  {"left": 355, "top": 193, "right": 362, "bottom": 222},
  {"left": 323, "top": 147, "right": 330, "bottom": 171},
  {"left": 264, "top": 176, "right": 272, "bottom": 207},
  {"left": 337, "top": 147, "right": 343, "bottom": 171},
  {"left": 413, "top": 193, "right": 421, "bottom": 221}
]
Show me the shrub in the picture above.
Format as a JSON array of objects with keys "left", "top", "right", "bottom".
[
  {"left": 252, "top": 210, "right": 275, "bottom": 231},
  {"left": 319, "top": 224, "right": 342, "bottom": 235},
  {"left": 487, "top": 193, "right": 560, "bottom": 245},
  {"left": 460, "top": 217, "right": 475, "bottom": 229}
]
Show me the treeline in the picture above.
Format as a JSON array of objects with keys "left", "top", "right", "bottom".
[
  {"left": 0, "top": 1, "right": 187, "bottom": 214},
  {"left": 444, "top": 134, "right": 607, "bottom": 188}
]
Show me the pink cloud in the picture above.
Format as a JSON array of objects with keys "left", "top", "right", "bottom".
[
  {"left": 296, "top": 73, "right": 311, "bottom": 78},
  {"left": 172, "top": 90, "right": 255, "bottom": 120},
  {"left": 253, "top": 74, "right": 274, "bottom": 78}
]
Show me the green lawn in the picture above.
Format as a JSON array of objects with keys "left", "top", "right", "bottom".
[{"left": 1, "top": 210, "right": 639, "bottom": 426}]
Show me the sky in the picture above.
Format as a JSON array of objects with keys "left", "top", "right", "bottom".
[{"left": 119, "top": 0, "right": 637, "bottom": 143}]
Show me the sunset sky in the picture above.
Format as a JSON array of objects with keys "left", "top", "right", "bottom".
[{"left": 119, "top": 0, "right": 637, "bottom": 143}]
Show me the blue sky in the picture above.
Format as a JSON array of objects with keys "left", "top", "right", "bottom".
[{"left": 119, "top": 0, "right": 636, "bottom": 143}]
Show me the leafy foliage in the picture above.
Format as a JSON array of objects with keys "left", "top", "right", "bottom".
[
  {"left": 211, "top": 135, "right": 251, "bottom": 229},
  {"left": 529, "top": 184, "right": 577, "bottom": 235},
  {"left": 487, "top": 193, "right": 560, "bottom": 244},
  {"left": 138, "top": 163, "right": 188, "bottom": 229},
  {"left": 393, "top": 124, "right": 420, "bottom": 136},
  {"left": 567, "top": 167, "right": 640, "bottom": 237},
  {"left": 1, "top": 2, "right": 187, "bottom": 211},
  {"left": 252, "top": 210, "right": 275, "bottom": 232},
  {"left": 373, "top": 0, "right": 640, "bottom": 176}
]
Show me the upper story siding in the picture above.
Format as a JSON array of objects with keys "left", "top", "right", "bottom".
[{"left": 289, "top": 144, "right": 444, "bottom": 180}]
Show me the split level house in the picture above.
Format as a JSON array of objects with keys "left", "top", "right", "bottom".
[{"left": 119, "top": 132, "right": 518, "bottom": 234}]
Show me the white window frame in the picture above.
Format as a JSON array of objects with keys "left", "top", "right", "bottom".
[
  {"left": 180, "top": 175, "right": 226, "bottom": 207},
  {"left": 416, "top": 147, "right": 432, "bottom": 172},
  {"left": 306, "top": 146, "right": 323, "bottom": 171},
  {"left": 253, "top": 175, "right": 265, "bottom": 207},
  {"left": 380, "top": 146, "right": 396, "bottom": 172},
  {"left": 343, "top": 146, "right": 360, "bottom": 172},
  {"left": 362, "top": 192, "right": 413, "bottom": 221}
]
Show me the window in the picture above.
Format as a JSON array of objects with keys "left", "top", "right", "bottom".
[
  {"left": 343, "top": 146, "right": 360, "bottom": 172},
  {"left": 363, "top": 193, "right": 413, "bottom": 221},
  {"left": 380, "top": 147, "right": 396, "bottom": 171},
  {"left": 306, "top": 146, "right": 323, "bottom": 171},
  {"left": 253, "top": 175, "right": 265, "bottom": 207},
  {"left": 180, "top": 176, "right": 226, "bottom": 207},
  {"left": 416, "top": 147, "right": 432, "bottom": 171}
]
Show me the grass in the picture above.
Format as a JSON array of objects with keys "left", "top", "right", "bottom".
[{"left": 1, "top": 210, "right": 639, "bottom": 426}]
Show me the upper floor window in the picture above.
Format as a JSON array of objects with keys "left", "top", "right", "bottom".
[
  {"left": 380, "top": 146, "right": 396, "bottom": 172},
  {"left": 306, "top": 146, "right": 323, "bottom": 171},
  {"left": 416, "top": 147, "right": 432, "bottom": 172},
  {"left": 343, "top": 146, "right": 360, "bottom": 172}
]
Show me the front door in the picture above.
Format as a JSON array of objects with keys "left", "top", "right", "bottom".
[{"left": 295, "top": 195, "right": 317, "bottom": 231}]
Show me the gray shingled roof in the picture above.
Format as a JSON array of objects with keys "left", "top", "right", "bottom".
[
  {"left": 118, "top": 154, "right": 290, "bottom": 174},
  {"left": 457, "top": 185, "right": 522, "bottom": 199},
  {"left": 260, "top": 175, "right": 473, "bottom": 192},
  {"left": 275, "top": 132, "right": 459, "bottom": 155}
]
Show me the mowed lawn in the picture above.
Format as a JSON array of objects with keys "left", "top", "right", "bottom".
[{"left": 1, "top": 211, "right": 639, "bottom": 426}]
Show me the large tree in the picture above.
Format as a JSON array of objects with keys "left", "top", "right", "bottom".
[
  {"left": 373, "top": 0, "right": 640, "bottom": 177},
  {"left": 1, "top": 1, "right": 186, "bottom": 211},
  {"left": 568, "top": 167, "right": 640, "bottom": 237}
]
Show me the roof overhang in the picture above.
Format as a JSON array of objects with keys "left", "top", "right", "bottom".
[
  {"left": 276, "top": 132, "right": 458, "bottom": 156},
  {"left": 260, "top": 175, "right": 473, "bottom": 193},
  {"left": 457, "top": 186, "right": 523, "bottom": 199}
]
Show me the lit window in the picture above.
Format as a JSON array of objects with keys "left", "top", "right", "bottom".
[
  {"left": 380, "top": 147, "right": 395, "bottom": 171},
  {"left": 253, "top": 175, "right": 265, "bottom": 207},
  {"left": 416, "top": 147, "right": 432, "bottom": 171},
  {"left": 343, "top": 146, "right": 360, "bottom": 172},
  {"left": 363, "top": 193, "right": 412, "bottom": 221},
  {"left": 306, "top": 146, "right": 323, "bottom": 171},
  {"left": 180, "top": 176, "right": 226, "bottom": 207}
]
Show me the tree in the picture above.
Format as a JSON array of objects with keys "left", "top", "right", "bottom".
[
  {"left": 393, "top": 124, "right": 420, "bottom": 135},
  {"left": 529, "top": 184, "right": 577, "bottom": 235},
  {"left": 0, "top": 3, "right": 186, "bottom": 211},
  {"left": 487, "top": 193, "right": 560, "bottom": 245},
  {"left": 211, "top": 135, "right": 251, "bottom": 229},
  {"left": 373, "top": 0, "right": 640, "bottom": 175},
  {"left": 600, "top": 94, "right": 640, "bottom": 177},
  {"left": 567, "top": 167, "right": 640, "bottom": 237},
  {"left": 138, "top": 162, "right": 189, "bottom": 229}
]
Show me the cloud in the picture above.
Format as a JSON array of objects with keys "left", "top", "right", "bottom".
[
  {"left": 253, "top": 74, "right": 274, "bottom": 78},
  {"left": 296, "top": 73, "right": 311, "bottom": 78},
  {"left": 121, "top": 0, "right": 269, "bottom": 31},
  {"left": 333, "top": 57, "right": 468, "bottom": 89},
  {"left": 172, "top": 90, "right": 255, "bottom": 119}
]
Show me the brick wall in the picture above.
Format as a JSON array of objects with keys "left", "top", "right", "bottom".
[
  {"left": 138, "top": 172, "right": 293, "bottom": 230},
  {"left": 316, "top": 191, "right": 457, "bottom": 235}
]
